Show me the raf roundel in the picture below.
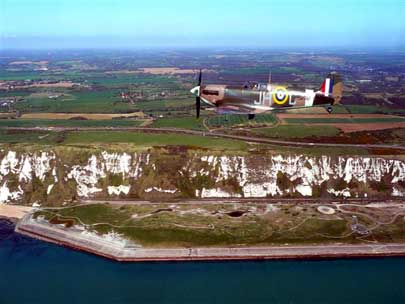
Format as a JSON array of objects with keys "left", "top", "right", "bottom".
[{"left": 273, "top": 86, "right": 289, "bottom": 105}]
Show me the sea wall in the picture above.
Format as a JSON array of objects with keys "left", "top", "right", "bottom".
[{"left": 1, "top": 149, "right": 404, "bottom": 205}]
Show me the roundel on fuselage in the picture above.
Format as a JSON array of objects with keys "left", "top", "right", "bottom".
[{"left": 273, "top": 86, "right": 289, "bottom": 105}]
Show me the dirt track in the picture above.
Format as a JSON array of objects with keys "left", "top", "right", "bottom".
[{"left": 81, "top": 198, "right": 404, "bottom": 206}]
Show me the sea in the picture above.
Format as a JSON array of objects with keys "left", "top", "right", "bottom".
[{"left": 1, "top": 218, "right": 404, "bottom": 304}]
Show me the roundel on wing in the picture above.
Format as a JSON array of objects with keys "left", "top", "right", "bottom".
[{"left": 273, "top": 86, "right": 289, "bottom": 105}]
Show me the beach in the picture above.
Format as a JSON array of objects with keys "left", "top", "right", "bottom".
[{"left": 0, "top": 204, "right": 33, "bottom": 222}]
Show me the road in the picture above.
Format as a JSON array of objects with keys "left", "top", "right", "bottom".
[
  {"left": 79, "top": 197, "right": 405, "bottom": 206},
  {"left": 5, "top": 126, "right": 405, "bottom": 150}
]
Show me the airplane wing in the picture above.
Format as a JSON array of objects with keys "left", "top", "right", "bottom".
[{"left": 216, "top": 103, "right": 271, "bottom": 115}]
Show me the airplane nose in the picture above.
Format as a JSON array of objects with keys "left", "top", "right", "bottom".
[{"left": 190, "top": 86, "right": 200, "bottom": 96}]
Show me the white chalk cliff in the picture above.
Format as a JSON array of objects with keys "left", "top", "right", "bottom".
[{"left": 0, "top": 150, "right": 404, "bottom": 204}]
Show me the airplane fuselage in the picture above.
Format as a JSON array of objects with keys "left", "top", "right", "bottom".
[
  {"left": 196, "top": 83, "right": 334, "bottom": 114},
  {"left": 190, "top": 72, "right": 342, "bottom": 117}
]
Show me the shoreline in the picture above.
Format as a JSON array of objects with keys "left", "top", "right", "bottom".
[
  {"left": 15, "top": 213, "right": 405, "bottom": 262},
  {"left": 15, "top": 226, "right": 405, "bottom": 262},
  {"left": 0, "top": 216, "right": 16, "bottom": 225},
  {"left": 0, "top": 205, "right": 33, "bottom": 223}
]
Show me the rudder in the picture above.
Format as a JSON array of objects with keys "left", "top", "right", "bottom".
[{"left": 319, "top": 72, "right": 343, "bottom": 104}]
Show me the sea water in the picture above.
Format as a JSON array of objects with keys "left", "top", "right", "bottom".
[{"left": 1, "top": 219, "right": 404, "bottom": 304}]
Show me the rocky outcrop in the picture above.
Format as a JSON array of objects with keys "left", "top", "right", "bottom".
[{"left": 1, "top": 149, "right": 404, "bottom": 205}]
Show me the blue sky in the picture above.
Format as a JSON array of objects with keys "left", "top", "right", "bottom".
[{"left": 0, "top": 0, "right": 404, "bottom": 49}]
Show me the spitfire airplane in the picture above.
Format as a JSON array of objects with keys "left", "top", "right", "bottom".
[{"left": 190, "top": 70, "right": 343, "bottom": 119}]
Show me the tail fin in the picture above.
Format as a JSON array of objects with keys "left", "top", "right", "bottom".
[{"left": 319, "top": 72, "right": 343, "bottom": 104}]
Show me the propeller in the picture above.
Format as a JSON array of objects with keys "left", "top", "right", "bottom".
[{"left": 196, "top": 69, "right": 202, "bottom": 119}]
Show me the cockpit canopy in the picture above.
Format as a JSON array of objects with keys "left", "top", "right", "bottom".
[
  {"left": 242, "top": 81, "right": 267, "bottom": 90},
  {"left": 202, "top": 89, "right": 219, "bottom": 96}
]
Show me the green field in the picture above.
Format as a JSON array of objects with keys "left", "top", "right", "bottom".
[
  {"left": 34, "top": 202, "right": 405, "bottom": 247},
  {"left": 0, "top": 129, "right": 373, "bottom": 155},
  {"left": 33, "top": 203, "right": 350, "bottom": 247},
  {"left": 14, "top": 90, "right": 140, "bottom": 113},
  {"left": 0, "top": 119, "right": 143, "bottom": 128},
  {"left": 0, "top": 130, "right": 248, "bottom": 150},
  {"left": 151, "top": 117, "right": 205, "bottom": 130},
  {"left": 285, "top": 117, "right": 405, "bottom": 124},
  {"left": 0, "top": 70, "right": 183, "bottom": 87},
  {"left": 0, "top": 130, "right": 65, "bottom": 144},
  {"left": 64, "top": 131, "right": 248, "bottom": 150},
  {"left": 12, "top": 92, "right": 193, "bottom": 114},
  {"left": 253, "top": 125, "right": 341, "bottom": 138},
  {"left": 0, "top": 71, "right": 65, "bottom": 81},
  {"left": 206, "top": 114, "right": 277, "bottom": 129},
  {"left": 345, "top": 105, "right": 405, "bottom": 115}
]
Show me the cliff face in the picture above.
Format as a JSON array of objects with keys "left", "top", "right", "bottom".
[{"left": 1, "top": 149, "right": 404, "bottom": 205}]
